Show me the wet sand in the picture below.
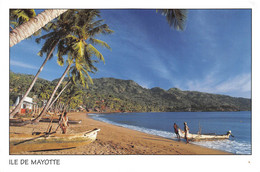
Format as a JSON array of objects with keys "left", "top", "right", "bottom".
[{"left": 9, "top": 112, "right": 231, "bottom": 155}]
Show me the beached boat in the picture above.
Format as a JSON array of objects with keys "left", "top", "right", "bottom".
[
  {"left": 10, "top": 118, "right": 32, "bottom": 126},
  {"left": 39, "top": 117, "right": 82, "bottom": 124},
  {"left": 178, "top": 128, "right": 232, "bottom": 141},
  {"left": 10, "top": 117, "right": 82, "bottom": 126},
  {"left": 10, "top": 128, "right": 100, "bottom": 154}
]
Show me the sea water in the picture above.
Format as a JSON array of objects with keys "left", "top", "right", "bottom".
[{"left": 89, "top": 111, "right": 251, "bottom": 154}]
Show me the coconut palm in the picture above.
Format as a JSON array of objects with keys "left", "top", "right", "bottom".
[
  {"left": 9, "top": 10, "right": 68, "bottom": 118},
  {"left": 32, "top": 10, "right": 113, "bottom": 123},
  {"left": 9, "top": 10, "right": 92, "bottom": 118},
  {"left": 9, "top": 39, "right": 59, "bottom": 118},
  {"left": 60, "top": 84, "right": 84, "bottom": 111},
  {"left": 9, "top": 14, "right": 65, "bottom": 118},
  {"left": 47, "top": 79, "right": 71, "bottom": 111},
  {"left": 47, "top": 56, "right": 98, "bottom": 111},
  {"left": 10, "top": 9, "right": 36, "bottom": 30},
  {"left": 10, "top": 9, "right": 67, "bottom": 47}
]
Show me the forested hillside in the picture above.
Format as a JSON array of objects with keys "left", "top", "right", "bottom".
[{"left": 10, "top": 72, "right": 251, "bottom": 112}]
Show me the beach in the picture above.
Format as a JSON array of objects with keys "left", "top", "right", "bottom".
[{"left": 9, "top": 112, "right": 231, "bottom": 155}]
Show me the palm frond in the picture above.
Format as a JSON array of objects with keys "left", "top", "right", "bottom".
[
  {"left": 88, "top": 24, "right": 114, "bottom": 37},
  {"left": 72, "top": 40, "right": 86, "bottom": 58},
  {"left": 157, "top": 9, "right": 187, "bottom": 31},
  {"left": 89, "top": 38, "right": 111, "bottom": 50},
  {"left": 86, "top": 44, "right": 105, "bottom": 63}
]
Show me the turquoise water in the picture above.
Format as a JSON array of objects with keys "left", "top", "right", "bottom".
[{"left": 89, "top": 111, "right": 251, "bottom": 154}]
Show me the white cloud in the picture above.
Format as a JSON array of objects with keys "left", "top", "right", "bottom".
[
  {"left": 10, "top": 60, "right": 38, "bottom": 70},
  {"left": 137, "top": 81, "right": 151, "bottom": 89},
  {"left": 184, "top": 72, "right": 251, "bottom": 98},
  {"left": 215, "top": 73, "right": 251, "bottom": 93}
]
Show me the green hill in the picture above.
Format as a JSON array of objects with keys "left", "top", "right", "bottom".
[
  {"left": 10, "top": 72, "right": 251, "bottom": 112},
  {"left": 86, "top": 77, "right": 251, "bottom": 112}
]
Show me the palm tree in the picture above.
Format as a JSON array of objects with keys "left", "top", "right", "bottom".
[
  {"left": 10, "top": 9, "right": 36, "bottom": 30},
  {"left": 47, "top": 56, "right": 98, "bottom": 111},
  {"left": 9, "top": 10, "right": 68, "bottom": 117},
  {"left": 32, "top": 10, "right": 113, "bottom": 123},
  {"left": 47, "top": 79, "right": 71, "bottom": 111},
  {"left": 10, "top": 9, "right": 67, "bottom": 47},
  {"left": 157, "top": 9, "right": 187, "bottom": 31},
  {"left": 60, "top": 84, "right": 84, "bottom": 111},
  {"left": 10, "top": 10, "right": 87, "bottom": 118},
  {"left": 9, "top": 40, "right": 58, "bottom": 118}
]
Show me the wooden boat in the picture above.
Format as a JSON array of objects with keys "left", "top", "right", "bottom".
[
  {"left": 10, "top": 128, "right": 100, "bottom": 154},
  {"left": 39, "top": 117, "right": 82, "bottom": 124},
  {"left": 178, "top": 128, "right": 232, "bottom": 141},
  {"left": 10, "top": 117, "right": 82, "bottom": 126}
]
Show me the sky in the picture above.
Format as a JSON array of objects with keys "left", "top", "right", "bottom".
[{"left": 10, "top": 9, "right": 252, "bottom": 98}]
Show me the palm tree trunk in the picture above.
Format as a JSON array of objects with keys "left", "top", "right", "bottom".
[
  {"left": 47, "top": 79, "right": 71, "bottom": 111},
  {"left": 32, "top": 63, "right": 71, "bottom": 123},
  {"left": 10, "top": 9, "right": 67, "bottom": 47},
  {"left": 9, "top": 41, "right": 58, "bottom": 118},
  {"left": 63, "top": 104, "right": 68, "bottom": 113}
]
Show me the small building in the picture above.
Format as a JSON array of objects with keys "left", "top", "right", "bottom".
[
  {"left": 15, "top": 95, "right": 36, "bottom": 113},
  {"left": 15, "top": 96, "right": 34, "bottom": 110},
  {"left": 77, "top": 106, "right": 85, "bottom": 112}
]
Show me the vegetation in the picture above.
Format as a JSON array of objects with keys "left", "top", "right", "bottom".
[
  {"left": 10, "top": 9, "right": 67, "bottom": 47},
  {"left": 10, "top": 72, "right": 251, "bottom": 113},
  {"left": 32, "top": 10, "right": 113, "bottom": 123},
  {"left": 9, "top": 9, "right": 187, "bottom": 118}
]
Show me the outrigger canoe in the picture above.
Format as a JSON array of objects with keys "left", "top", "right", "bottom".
[
  {"left": 10, "top": 128, "right": 100, "bottom": 154},
  {"left": 178, "top": 128, "right": 232, "bottom": 141}
]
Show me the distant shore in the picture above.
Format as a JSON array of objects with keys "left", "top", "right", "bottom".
[{"left": 10, "top": 112, "right": 231, "bottom": 155}]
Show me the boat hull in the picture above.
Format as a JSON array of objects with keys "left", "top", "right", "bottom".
[
  {"left": 10, "top": 117, "right": 82, "bottom": 126},
  {"left": 10, "top": 128, "right": 100, "bottom": 154},
  {"left": 178, "top": 129, "right": 231, "bottom": 141}
]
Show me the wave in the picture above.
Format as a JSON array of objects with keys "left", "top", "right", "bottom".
[{"left": 193, "top": 140, "right": 251, "bottom": 155}]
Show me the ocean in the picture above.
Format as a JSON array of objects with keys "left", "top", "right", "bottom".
[{"left": 89, "top": 111, "right": 251, "bottom": 154}]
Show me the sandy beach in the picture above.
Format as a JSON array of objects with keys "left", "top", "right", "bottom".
[{"left": 9, "top": 112, "right": 231, "bottom": 155}]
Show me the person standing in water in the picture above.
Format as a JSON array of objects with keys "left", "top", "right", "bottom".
[
  {"left": 184, "top": 122, "right": 189, "bottom": 143},
  {"left": 173, "top": 123, "right": 180, "bottom": 141}
]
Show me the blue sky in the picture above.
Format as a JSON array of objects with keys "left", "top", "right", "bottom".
[{"left": 10, "top": 9, "right": 251, "bottom": 98}]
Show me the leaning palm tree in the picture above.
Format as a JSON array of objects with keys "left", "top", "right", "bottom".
[
  {"left": 9, "top": 10, "right": 72, "bottom": 118},
  {"left": 10, "top": 9, "right": 36, "bottom": 30},
  {"left": 58, "top": 84, "right": 84, "bottom": 112},
  {"left": 32, "top": 10, "right": 113, "bottom": 123},
  {"left": 10, "top": 9, "right": 67, "bottom": 47},
  {"left": 10, "top": 10, "right": 92, "bottom": 118},
  {"left": 9, "top": 39, "right": 59, "bottom": 118},
  {"left": 10, "top": 9, "right": 187, "bottom": 47},
  {"left": 47, "top": 56, "right": 98, "bottom": 111},
  {"left": 47, "top": 79, "right": 71, "bottom": 111}
]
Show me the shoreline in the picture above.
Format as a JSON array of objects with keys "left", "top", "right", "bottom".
[
  {"left": 10, "top": 112, "right": 232, "bottom": 155},
  {"left": 84, "top": 112, "right": 232, "bottom": 155}
]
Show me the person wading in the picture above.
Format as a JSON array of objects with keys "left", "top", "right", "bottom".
[
  {"left": 173, "top": 123, "right": 180, "bottom": 141},
  {"left": 184, "top": 122, "right": 189, "bottom": 143}
]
